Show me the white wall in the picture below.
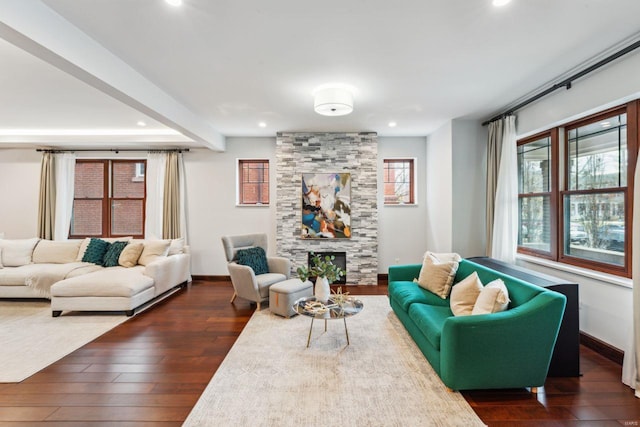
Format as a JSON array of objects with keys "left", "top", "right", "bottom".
[
  {"left": 0, "top": 136, "right": 431, "bottom": 277},
  {"left": 189, "top": 136, "right": 429, "bottom": 276},
  {"left": 425, "top": 122, "right": 453, "bottom": 252},
  {"left": 512, "top": 48, "right": 640, "bottom": 349},
  {"left": 452, "top": 119, "right": 487, "bottom": 257},
  {"left": 185, "top": 138, "right": 277, "bottom": 276},
  {"left": 0, "top": 149, "right": 41, "bottom": 238},
  {"left": 377, "top": 137, "right": 428, "bottom": 270},
  {"left": 518, "top": 49, "right": 640, "bottom": 137}
]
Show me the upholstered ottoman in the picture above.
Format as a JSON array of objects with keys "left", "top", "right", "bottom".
[
  {"left": 269, "top": 278, "right": 313, "bottom": 318},
  {"left": 50, "top": 267, "right": 155, "bottom": 317}
]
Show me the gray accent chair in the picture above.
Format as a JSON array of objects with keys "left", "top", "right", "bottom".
[{"left": 221, "top": 233, "right": 291, "bottom": 310}]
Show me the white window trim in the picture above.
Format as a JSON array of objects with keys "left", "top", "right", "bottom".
[{"left": 517, "top": 253, "right": 632, "bottom": 289}]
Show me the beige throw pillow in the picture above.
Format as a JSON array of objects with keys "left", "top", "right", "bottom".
[
  {"left": 0, "top": 238, "right": 40, "bottom": 267},
  {"left": 450, "top": 272, "right": 484, "bottom": 316},
  {"left": 119, "top": 242, "right": 145, "bottom": 267},
  {"left": 33, "top": 240, "right": 81, "bottom": 264},
  {"left": 416, "top": 256, "right": 459, "bottom": 299},
  {"left": 0, "top": 248, "right": 3, "bottom": 269},
  {"left": 424, "top": 251, "right": 462, "bottom": 264},
  {"left": 472, "top": 279, "right": 510, "bottom": 315},
  {"left": 138, "top": 240, "right": 171, "bottom": 266},
  {"left": 75, "top": 238, "right": 91, "bottom": 262}
]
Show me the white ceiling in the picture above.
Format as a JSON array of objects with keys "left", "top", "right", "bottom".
[{"left": 1, "top": 0, "right": 640, "bottom": 150}]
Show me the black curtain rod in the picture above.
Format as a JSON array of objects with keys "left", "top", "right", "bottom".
[
  {"left": 36, "top": 148, "right": 190, "bottom": 153},
  {"left": 482, "top": 38, "right": 640, "bottom": 126}
]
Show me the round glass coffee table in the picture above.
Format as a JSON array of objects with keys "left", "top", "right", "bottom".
[{"left": 293, "top": 296, "right": 364, "bottom": 347}]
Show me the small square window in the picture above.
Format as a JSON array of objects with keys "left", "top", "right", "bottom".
[
  {"left": 383, "top": 159, "right": 415, "bottom": 205},
  {"left": 238, "top": 159, "right": 269, "bottom": 205}
]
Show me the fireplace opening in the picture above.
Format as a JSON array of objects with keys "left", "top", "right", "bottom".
[{"left": 308, "top": 251, "right": 347, "bottom": 285}]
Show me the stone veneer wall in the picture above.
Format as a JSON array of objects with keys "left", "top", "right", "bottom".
[{"left": 275, "top": 132, "right": 378, "bottom": 285}]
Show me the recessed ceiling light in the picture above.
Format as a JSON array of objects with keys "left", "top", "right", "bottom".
[
  {"left": 165, "top": 0, "right": 183, "bottom": 6},
  {"left": 136, "top": 121, "right": 146, "bottom": 127},
  {"left": 388, "top": 121, "right": 397, "bottom": 128},
  {"left": 492, "top": 0, "right": 511, "bottom": 6},
  {"left": 601, "top": 121, "right": 611, "bottom": 127},
  {"left": 258, "top": 122, "right": 267, "bottom": 128}
]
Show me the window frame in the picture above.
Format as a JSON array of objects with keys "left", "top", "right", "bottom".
[
  {"left": 237, "top": 159, "right": 270, "bottom": 206},
  {"left": 69, "top": 159, "right": 146, "bottom": 239},
  {"left": 383, "top": 158, "right": 416, "bottom": 205},
  {"left": 558, "top": 105, "right": 636, "bottom": 277},
  {"left": 517, "top": 129, "right": 559, "bottom": 260},
  {"left": 516, "top": 101, "right": 639, "bottom": 278},
  {"left": 110, "top": 159, "right": 147, "bottom": 238}
]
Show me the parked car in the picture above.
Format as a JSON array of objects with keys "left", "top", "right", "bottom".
[
  {"left": 569, "top": 224, "right": 588, "bottom": 245},
  {"left": 601, "top": 228, "right": 625, "bottom": 252}
]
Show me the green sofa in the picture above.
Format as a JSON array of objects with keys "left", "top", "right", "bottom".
[{"left": 388, "top": 258, "right": 566, "bottom": 391}]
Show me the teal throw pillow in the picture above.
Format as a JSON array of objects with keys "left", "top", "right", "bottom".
[
  {"left": 82, "top": 238, "right": 110, "bottom": 265},
  {"left": 102, "top": 241, "right": 128, "bottom": 267},
  {"left": 236, "top": 247, "right": 269, "bottom": 275}
]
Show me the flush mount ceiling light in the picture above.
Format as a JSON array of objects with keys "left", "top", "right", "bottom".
[
  {"left": 313, "top": 86, "right": 354, "bottom": 116},
  {"left": 165, "top": 0, "right": 183, "bottom": 6},
  {"left": 492, "top": 0, "right": 511, "bottom": 6}
]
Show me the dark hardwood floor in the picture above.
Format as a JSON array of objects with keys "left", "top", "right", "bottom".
[{"left": 1, "top": 280, "right": 639, "bottom": 426}]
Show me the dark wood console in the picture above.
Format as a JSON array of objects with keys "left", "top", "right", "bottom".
[{"left": 467, "top": 256, "right": 580, "bottom": 377}]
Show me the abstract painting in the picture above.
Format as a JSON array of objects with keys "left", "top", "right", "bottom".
[{"left": 301, "top": 173, "right": 351, "bottom": 239}]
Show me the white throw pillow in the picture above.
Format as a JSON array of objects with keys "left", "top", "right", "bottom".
[
  {"left": 0, "top": 248, "right": 3, "bottom": 269},
  {"left": 450, "top": 272, "right": 483, "bottom": 316},
  {"left": 33, "top": 240, "right": 82, "bottom": 264},
  {"left": 0, "top": 238, "right": 40, "bottom": 267},
  {"left": 138, "top": 240, "right": 171, "bottom": 266},
  {"left": 168, "top": 237, "right": 185, "bottom": 255},
  {"left": 416, "top": 255, "right": 459, "bottom": 299},
  {"left": 472, "top": 279, "right": 510, "bottom": 315}
]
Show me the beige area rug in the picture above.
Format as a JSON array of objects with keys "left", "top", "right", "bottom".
[
  {"left": 0, "top": 300, "right": 128, "bottom": 382},
  {"left": 183, "top": 295, "right": 486, "bottom": 427}
]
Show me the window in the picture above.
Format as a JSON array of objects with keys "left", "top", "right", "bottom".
[
  {"left": 517, "top": 102, "right": 638, "bottom": 277},
  {"left": 238, "top": 159, "right": 269, "bottom": 205},
  {"left": 70, "top": 160, "right": 146, "bottom": 239},
  {"left": 517, "top": 131, "right": 556, "bottom": 257},
  {"left": 383, "top": 159, "right": 415, "bottom": 204}
]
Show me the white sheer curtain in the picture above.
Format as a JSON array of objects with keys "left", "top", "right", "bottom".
[
  {"left": 490, "top": 115, "right": 518, "bottom": 263},
  {"left": 622, "top": 152, "right": 640, "bottom": 398},
  {"left": 53, "top": 153, "right": 75, "bottom": 240},
  {"left": 145, "top": 152, "right": 167, "bottom": 239}
]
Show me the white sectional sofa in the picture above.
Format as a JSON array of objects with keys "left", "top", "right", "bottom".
[{"left": 0, "top": 237, "right": 191, "bottom": 317}]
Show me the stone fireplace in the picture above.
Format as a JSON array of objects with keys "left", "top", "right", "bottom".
[
  {"left": 275, "top": 132, "right": 378, "bottom": 285},
  {"left": 308, "top": 251, "right": 347, "bottom": 285}
]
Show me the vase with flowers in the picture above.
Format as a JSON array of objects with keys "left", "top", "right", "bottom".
[{"left": 297, "top": 252, "right": 345, "bottom": 303}]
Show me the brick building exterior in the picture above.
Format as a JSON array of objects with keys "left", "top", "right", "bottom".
[{"left": 71, "top": 160, "right": 145, "bottom": 237}]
